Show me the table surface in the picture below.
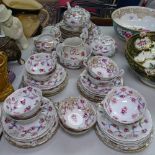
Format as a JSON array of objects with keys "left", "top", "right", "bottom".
[{"left": 0, "top": 27, "right": 155, "bottom": 155}]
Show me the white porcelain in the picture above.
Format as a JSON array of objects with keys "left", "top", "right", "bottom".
[
  {"left": 3, "top": 86, "right": 42, "bottom": 119},
  {"left": 90, "top": 35, "right": 116, "bottom": 57},
  {"left": 63, "top": 2, "right": 90, "bottom": 29},
  {"left": 97, "top": 105, "right": 152, "bottom": 143},
  {"left": 34, "top": 34, "right": 59, "bottom": 53},
  {"left": 85, "top": 56, "right": 124, "bottom": 82},
  {"left": 79, "top": 70, "right": 123, "bottom": 96},
  {"left": 25, "top": 52, "right": 57, "bottom": 81},
  {"left": 42, "top": 26, "right": 61, "bottom": 39},
  {"left": 57, "top": 37, "right": 92, "bottom": 69},
  {"left": 103, "top": 86, "right": 147, "bottom": 124},
  {"left": 2, "top": 97, "right": 57, "bottom": 141},
  {"left": 23, "top": 64, "right": 67, "bottom": 91},
  {"left": 58, "top": 97, "right": 96, "bottom": 131}
]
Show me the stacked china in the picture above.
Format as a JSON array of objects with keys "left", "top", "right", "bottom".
[
  {"left": 0, "top": 107, "right": 2, "bottom": 138},
  {"left": 57, "top": 96, "right": 96, "bottom": 135},
  {"left": 77, "top": 56, "right": 124, "bottom": 102},
  {"left": 96, "top": 86, "right": 153, "bottom": 152},
  {"left": 1, "top": 86, "right": 59, "bottom": 148},
  {"left": 23, "top": 52, "right": 68, "bottom": 96}
]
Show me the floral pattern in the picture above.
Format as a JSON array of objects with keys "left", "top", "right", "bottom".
[
  {"left": 2, "top": 97, "right": 57, "bottom": 140},
  {"left": 103, "top": 86, "right": 146, "bottom": 124},
  {"left": 79, "top": 70, "right": 123, "bottom": 96},
  {"left": 97, "top": 106, "right": 152, "bottom": 142},
  {"left": 3, "top": 86, "right": 42, "bottom": 117},
  {"left": 23, "top": 64, "right": 67, "bottom": 91},
  {"left": 58, "top": 97, "right": 96, "bottom": 130}
]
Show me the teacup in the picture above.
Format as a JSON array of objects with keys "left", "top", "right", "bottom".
[
  {"left": 3, "top": 86, "right": 42, "bottom": 119},
  {"left": 84, "top": 56, "right": 124, "bottom": 84},
  {"left": 89, "top": 35, "right": 116, "bottom": 57},
  {"left": 25, "top": 52, "right": 57, "bottom": 81},
  {"left": 63, "top": 2, "right": 90, "bottom": 29},
  {"left": 34, "top": 34, "right": 59, "bottom": 53},
  {"left": 56, "top": 37, "right": 91, "bottom": 69}
]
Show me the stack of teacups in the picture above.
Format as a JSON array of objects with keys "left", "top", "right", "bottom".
[
  {"left": 2, "top": 86, "right": 58, "bottom": 148},
  {"left": 57, "top": 96, "right": 96, "bottom": 135},
  {"left": 22, "top": 52, "right": 68, "bottom": 96},
  {"left": 77, "top": 56, "right": 124, "bottom": 102},
  {"left": 96, "top": 86, "right": 153, "bottom": 152}
]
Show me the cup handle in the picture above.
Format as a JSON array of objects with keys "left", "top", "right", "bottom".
[
  {"left": 39, "top": 9, "right": 50, "bottom": 28},
  {"left": 83, "top": 57, "right": 88, "bottom": 67}
]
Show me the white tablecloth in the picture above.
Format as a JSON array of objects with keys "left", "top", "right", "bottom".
[{"left": 0, "top": 27, "right": 155, "bottom": 155}]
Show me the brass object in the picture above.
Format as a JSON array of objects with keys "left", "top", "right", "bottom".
[
  {"left": 0, "top": 37, "right": 24, "bottom": 64},
  {"left": 0, "top": 52, "right": 14, "bottom": 102}
]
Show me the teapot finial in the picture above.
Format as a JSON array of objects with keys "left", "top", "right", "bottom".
[{"left": 67, "top": 2, "right": 71, "bottom": 9}]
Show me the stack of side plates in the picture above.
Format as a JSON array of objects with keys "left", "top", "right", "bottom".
[
  {"left": 77, "top": 70, "right": 123, "bottom": 102},
  {"left": 96, "top": 86, "right": 153, "bottom": 152},
  {"left": 2, "top": 97, "right": 59, "bottom": 148},
  {"left": 22, "top": 64, "right": 68, "bottom": 97}
]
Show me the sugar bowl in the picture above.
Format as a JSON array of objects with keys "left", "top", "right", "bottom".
[
  {"left": 3, "top": 86, "right": 42, "bottom": 119},
  {"left": 56, "top": 37, "right": 91, "bottom": 69},
  {"left": 25, "top": 52, "right": 57, "bottom": 81}
]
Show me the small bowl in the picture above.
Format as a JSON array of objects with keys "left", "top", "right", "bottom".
[
  {"left": 3, "top": 86, "right": 42, "bottom": 119},
  {"left": 90, "top": 35, "right": 116, "bottom": 57},
  {"left": 112, "top": 6, "right": 155, "bottom": 40},
  {"left": 85, "top": 56, "right": 123, "bottom": 82},
  {"left": 58, "top": 97, "right": 96, "bottom": 131},
  {"left": 34, "top": 34, "right": 59, "bottom": 53},
  {"left": 102, "top": 86, "right": 147, "bottom": 124},
  {"left": 25, "top": 52, "right": 56, "bottom": 81},
  {"left": 125, "top": 32, "right": 155, "bottom": 87}
]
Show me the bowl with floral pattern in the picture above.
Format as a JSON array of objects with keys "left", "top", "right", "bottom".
[
  {"left": 25, "top": 52, "right": 57, "bottom": 81},
  {"left": 58, "top": 97, "right": 96, "bottom": 131},
  {"left": 3, "top": 86, "right": 42, "bottom": 119},
  {"left": 84, "top": 56, "right": 124, "bottom": 84},
  {"left": 112, "top": 6, "right": 155, "bottom": 40},
  {"left": 103, "top": 86, "right": 147, "bottom": 124}
]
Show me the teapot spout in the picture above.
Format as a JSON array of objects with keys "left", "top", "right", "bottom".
[{"left": 67, "top": 2, "right": 71, "bottom": 9}]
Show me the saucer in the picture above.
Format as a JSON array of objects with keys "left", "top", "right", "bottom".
[
  {"left": 23, "top": 64, "right": 67, "bottom": 91},
  {"left": 2, "top": 97, "right": 58, "bottom": 141}
]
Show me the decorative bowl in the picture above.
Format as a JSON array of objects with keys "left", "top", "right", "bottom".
[
  {"left": 58, "top": 97, "right": 96, "bottom": 131},
  {"left": 25, "top": 52, "right": 56, "bottom": 81},
  {"left": 34, "top": 34, "right": 59, "bottom": 53},
  {"left": 63, "top": 3, "right": 90, "bottom": 29},
  {"left": 89, "top": 35, "right": 116, "bottom": 57},
  {"left": 85, "top": 56, "right": 124, "bottom": 83},
  {"left": 125, "top": 32, "right": 155, "bottom": 87},
  {"left": 102, "top": 86, "right": 147, "bottom": 124},
  {"left": 3, "top": 86, "right": 42, "bottom": 119},
  {"left": 112, "top": 6, "right": 155, "bottom": 40}
]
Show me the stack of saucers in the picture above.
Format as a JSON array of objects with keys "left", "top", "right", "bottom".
[
  {"left": 2, "top": 86, "right": 59, "bottom": 148},
  {"left": 57, "top": 97, "right": 96, "bottom": 135},
  {"left": 22, "top": 52, "right": 68, "bottom": 97},
  {"left": 77, "top": 56, "right": 124, "bottom": 102},
  {"left": 96, "top": 86, "right": 153, "bottom": 152}
]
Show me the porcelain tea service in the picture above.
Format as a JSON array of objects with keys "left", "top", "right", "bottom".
[
  {"left": 95, "top": 86, "right": 153, "bottom": 152},
  {"left": 34, "top": 34, "right": 59, "bottom": 53},
  {"left": 57, "top": 37, "right": 92, "bottom": 69},
  {"left": 57, "top": 97, "right": 96, "bottom": 134}
]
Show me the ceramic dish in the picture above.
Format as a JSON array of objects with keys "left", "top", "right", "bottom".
[
  {"left": 125, "top": 32, "right": 155, "bottom": 87},
  {"left": 95, "top": 124, "right": 153, "bottom": 153},
  {"left": 97, "top": 103, "right": 152, "bottom": 142},
  {"left": 4, "top": 118, "right": 59, "bottom": 148},
  {"left": 3, "top": 86, "right": 42, "bottom": 119},
  {"left": 2, "top": 97, "right": 57, "bottom": 141},
  {"left": 102, "top": 86, "right": 147, "bottom": 124},
  {"left": 112, "top": 6, "right": 155, "bottom": 40},
  {"left": 25, "top": 52, "right": 57, "bottom": 81},
  {"left": 23, "top": 64, "right": 67, "bottom": 91},
  {"left": 85, "top": 56, "right": 123, "bottom": 82},
  {"left": 58, "top": 97, "right": 96, "bottom": 131}
]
